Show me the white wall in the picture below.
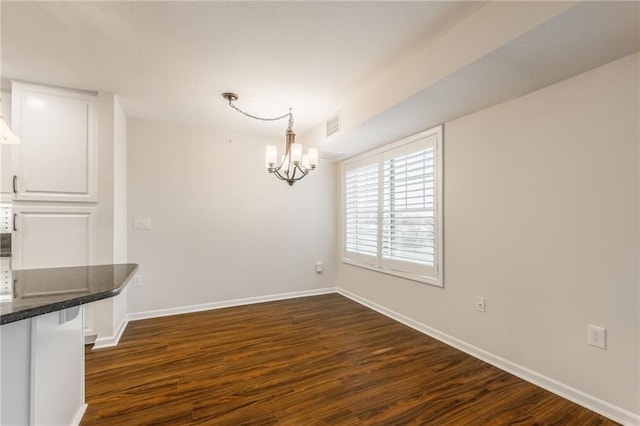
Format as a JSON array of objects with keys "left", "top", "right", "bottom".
[
  {"left": 97, "top": 92, "right": 115, "bottom": 265},
  {"left": 113, "top": 96, "right": 127, "bottom": 264},
  {"left": 89, "top": 92, "right": 128, "bottom": 345},
  {"left": 127, "top": 120, "right": 336, "bottom": 314},
  {"left": 112, "top": 96, "right": 127, "bottom": 332},
  {"left": 338, "top": 54, "right": 639, "bottom": 417}
]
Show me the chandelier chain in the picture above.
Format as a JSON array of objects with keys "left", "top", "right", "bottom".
[{"left": 226, "top": 99, "right": 294, "bottom": 131}]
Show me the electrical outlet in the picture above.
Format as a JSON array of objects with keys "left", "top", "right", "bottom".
[
  {"left": 587, "top": 325, "right": 606, "bottom": 349},
  {"left": 476, "top": 296, "right": 486, "bottom": 313},
  {"left": 133, "top": 275, "right": 142, "bottom": 287}
]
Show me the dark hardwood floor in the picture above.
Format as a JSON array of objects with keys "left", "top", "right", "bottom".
[{"left": 81, "top": 294, "right": 617, "bottom": 425}]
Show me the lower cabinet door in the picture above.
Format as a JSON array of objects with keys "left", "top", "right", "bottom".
[
  {"left": 12, "top": 205, "right": 97, "bottom": 270},
  {"left": 31, "top": 308, "right": 85, "bottom": 425},
  {"left": 1, "top": 319, "right": 31, "bottom": 425}
]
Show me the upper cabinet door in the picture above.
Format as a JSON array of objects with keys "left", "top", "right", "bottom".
[{"left": 11, "top": 82, "right": 97, "bottom": 202}]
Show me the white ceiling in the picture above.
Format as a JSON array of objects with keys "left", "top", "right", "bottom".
[
  {"left": 2, "top": 1, "right": 638, "bottom": 156},
  {"left": 0, "top": 1, "right": 483, "bottom": 138},
  {"left": 321, "top": 1, "right": 640, "bottom": 158}
]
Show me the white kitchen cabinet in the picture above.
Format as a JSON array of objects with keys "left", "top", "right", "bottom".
[
  {"left": 1, "top": 308, "right": 86, "bottom": 426},
  {"left": 11, "top": 205, "right": 97, "bottom": 270},
  {"left": 11, "top": 82, "right": 97, "bottom": 202}
]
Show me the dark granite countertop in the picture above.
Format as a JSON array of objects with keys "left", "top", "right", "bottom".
[{"left": 0, "top": 263, "right": 138, "bottom": 325}]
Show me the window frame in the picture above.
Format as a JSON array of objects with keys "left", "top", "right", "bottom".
[{"left": 341, "top": 125, "right": 444, "bottom": 287}]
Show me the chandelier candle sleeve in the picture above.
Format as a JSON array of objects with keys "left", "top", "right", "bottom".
[
  {"left": 308, "top": 148, "right": 318, "bottom": 168},
  {"left": 265, "top": 146, "right": 278, "bottom": 169},
  {"left": 291, "top": 144, "right": 302, "bottom": 164}
]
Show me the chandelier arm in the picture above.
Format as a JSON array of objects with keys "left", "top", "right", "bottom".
[
  {"left": 296, "top": 163, "right": 310, "bottom": 174},
  {"left": 272, "top": 169, "right": 289, "bottom": 181},
  {"left": 294, "top": 165, "right": 309, "bottom": 180},
  {"left": 290, "top": 165, "right": 309, "bottom": 182},
  {"left": 275, "top": 161, "right": 288, "bottom": 175},
  {"left": 273, "top": 161, "right": 288, "bottom": 175},
  {"left": 272, "top": 165, "right": 308, "bottom": 184}
]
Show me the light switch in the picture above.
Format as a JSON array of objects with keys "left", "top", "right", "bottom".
[{"left": 134, "top": 219, "right": 152, "bottom": 230}]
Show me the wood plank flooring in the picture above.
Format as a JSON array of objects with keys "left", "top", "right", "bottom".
[{"left": 81, "top": 294, "right": 617, "bottom": 425}]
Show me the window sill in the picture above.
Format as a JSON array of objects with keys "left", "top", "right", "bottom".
[{"left": 342, "top": 258, "right": 443, "bottom": 288}]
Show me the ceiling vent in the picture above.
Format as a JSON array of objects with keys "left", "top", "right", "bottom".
[{"left": 326, "top": 113, "right": 341, "bottom": 137}]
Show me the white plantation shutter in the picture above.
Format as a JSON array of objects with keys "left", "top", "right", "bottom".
[
  {"left": 381, "top": 137, "right": 437, "bottom": 277},
  {"left": 342, "top": 126, "right": 442, "bottom": 286},
  {"left": 344, "top": 161, "right": 378, "bottom": 264}
]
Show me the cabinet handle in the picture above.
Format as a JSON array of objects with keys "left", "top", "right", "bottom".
[
  {"left": 12, "top": 214, "right": 17, "bottom": 232},
  {"left": 12, "top": 175, "right": 17, "bottom": 194}
]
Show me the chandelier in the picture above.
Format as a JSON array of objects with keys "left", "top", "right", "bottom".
[{"left": 222, "top": 93, "right": 318, "bottom": 186}]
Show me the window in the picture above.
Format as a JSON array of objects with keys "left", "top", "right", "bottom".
[{"left": 342, "top": 126, "right": 443, "bottom": 286}]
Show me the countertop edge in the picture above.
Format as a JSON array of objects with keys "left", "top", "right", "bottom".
[{"left": 0, "top": 263, "right": 139, "bottom": 325}]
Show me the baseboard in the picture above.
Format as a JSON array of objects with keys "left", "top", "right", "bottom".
[
  {"left": 126, "top": 287, "right": 338, "bottom": 322},
  {"left": 92, "top": 315, "right": 130, "bottom": 350},
  {"left": 337, "top": 288, "right": 640, "bottom": 426},
  {"left": 71, "top": 403, "right": 87, "bottom": 426}
]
